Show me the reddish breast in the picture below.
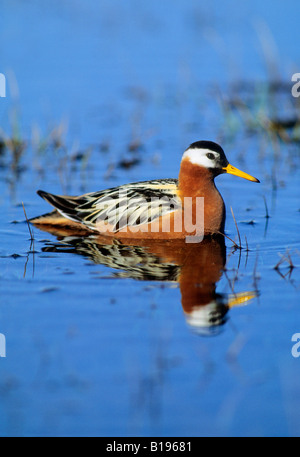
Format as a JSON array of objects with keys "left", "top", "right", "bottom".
[{"left": 178, "top": 157, "right": 225, "bottom": 235}]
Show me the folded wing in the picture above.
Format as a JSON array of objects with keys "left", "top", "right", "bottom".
[{"left": 37, "top": 179, "right": 181, "bottom": 232}]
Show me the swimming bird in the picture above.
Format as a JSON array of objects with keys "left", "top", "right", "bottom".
[{"left": 30, "top": 140, "right": 259, "bottom": 240}]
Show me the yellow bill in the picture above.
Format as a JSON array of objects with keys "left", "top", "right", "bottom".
[
  {"left": 227, "top": 291, "right": 257, "bottom": 309},
  {"left": 223, "top": 163, "right": 260, "bottom": 183}
]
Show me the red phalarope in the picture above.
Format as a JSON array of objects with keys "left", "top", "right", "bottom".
[{"left": 30, "top": 141, "right": 259, "bottom": 240}]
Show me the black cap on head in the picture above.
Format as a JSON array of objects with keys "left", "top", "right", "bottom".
[
  {"left": 188, "top": 140, "right": 225, "bottom": 155},
  {"left": 186, "top": 140, "right": 229, "bottom": 171}
]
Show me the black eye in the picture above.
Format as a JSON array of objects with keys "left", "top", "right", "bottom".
[{"left": 206, "top": 152, "right": 215, "bottom": 160}]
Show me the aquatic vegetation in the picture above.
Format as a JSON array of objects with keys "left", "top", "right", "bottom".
[{"left": 1, "top": 1, "right": 299, "bottom": 437}]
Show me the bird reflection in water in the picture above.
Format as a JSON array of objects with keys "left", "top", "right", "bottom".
[{"left": 36, "top": 224, "right": 256, "bottom": 336}]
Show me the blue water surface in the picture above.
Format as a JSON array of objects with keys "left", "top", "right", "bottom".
[{"left": 0, "top": 0, "right": 299, "bottom": 437}]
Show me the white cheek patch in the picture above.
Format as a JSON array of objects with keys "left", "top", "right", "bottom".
[{"left": 182, "top": 148, "right": 218, "bottom": 168}]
